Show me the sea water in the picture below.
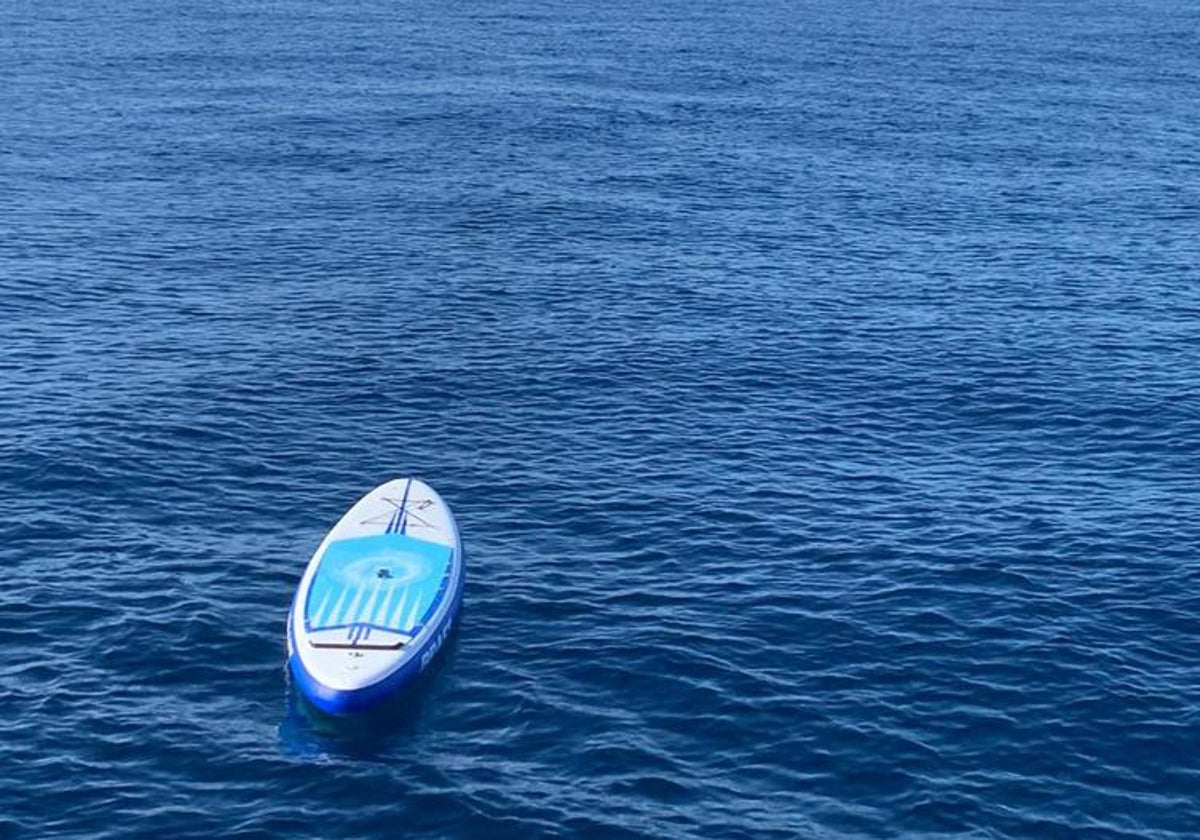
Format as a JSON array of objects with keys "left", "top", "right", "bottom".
[{"left": 2, "top": 0, "right": 1198, "bottom": 837}]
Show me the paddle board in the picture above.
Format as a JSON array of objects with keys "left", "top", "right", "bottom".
[{"left": 287, "top": 478, "right": 464, "bottom": 714}]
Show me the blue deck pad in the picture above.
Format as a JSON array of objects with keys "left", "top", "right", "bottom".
[{"left": 304, "top": 534, "right": 452, "bottom": 635}]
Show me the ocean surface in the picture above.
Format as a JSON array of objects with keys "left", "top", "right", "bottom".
[{"left": 3, "top": 0, "right": 1199, "bottom": 836}]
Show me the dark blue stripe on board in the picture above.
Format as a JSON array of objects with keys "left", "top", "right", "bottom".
[{"left": 398, "top": 478, "right": 413, "bottom": 535}]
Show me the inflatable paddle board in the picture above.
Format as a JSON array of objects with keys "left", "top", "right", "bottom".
[{"left": 287, "top": 478, "right": 464, "bottom": 714}]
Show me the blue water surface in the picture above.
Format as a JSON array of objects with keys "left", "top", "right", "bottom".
[{"left": 3, "top": 0, "right": 1199, "bottom": 837}]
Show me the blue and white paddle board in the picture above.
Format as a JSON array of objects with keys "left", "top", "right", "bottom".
[{"left": 287, "top": 478, "right": 464, "bottom": 715}]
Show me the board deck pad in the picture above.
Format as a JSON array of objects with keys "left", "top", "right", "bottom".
[{"left": 303, "top": 533, "right": 452, "bottom": 649}]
